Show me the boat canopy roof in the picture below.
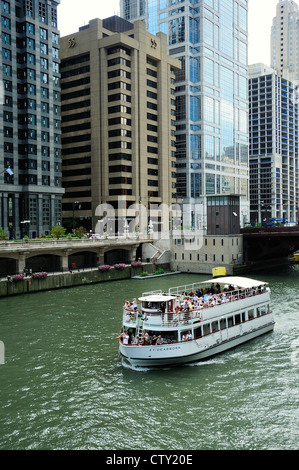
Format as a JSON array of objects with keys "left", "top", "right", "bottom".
[
  {"left": 139, "top": 294, "right": 177, "bottom": 302},
  {"left": 202, "top": 276, "right": 267, "bottom": 289}
]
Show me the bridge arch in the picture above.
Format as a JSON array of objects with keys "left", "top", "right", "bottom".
[
  {"left": 104, "top": 248, "right": 132, "bottom": 265},
  {"left": 68, "top": 251, "right": 98, "bottom": 270},
  {"left": 0, "top": 257, "right": 18, "bottom": 276},
  {"left": 25, "top": 253, "right": 61, "bottom": 273}
]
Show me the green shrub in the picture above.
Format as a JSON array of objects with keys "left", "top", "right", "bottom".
[
  {"left": 155, "top": 268, "right": 164, "bottom": 275},
  {"left": 0, "top": 229, "right": 8, "bottom": 240}
]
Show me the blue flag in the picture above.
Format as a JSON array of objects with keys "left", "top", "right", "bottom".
[{"left": 6, "top": 168, "right": 13, "bottom": 175}]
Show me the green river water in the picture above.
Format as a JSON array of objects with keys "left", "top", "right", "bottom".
[{"left": 0, "top": 266, "right": 298, "bottom": 450}]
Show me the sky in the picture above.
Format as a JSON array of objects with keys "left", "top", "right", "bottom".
[{"left": 57, "top": 0, "right": 280, "bottom": 66}]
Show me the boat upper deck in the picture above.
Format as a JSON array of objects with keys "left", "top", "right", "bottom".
[{"left": 122, "top": 277, "right": 270, "bottom": 330}]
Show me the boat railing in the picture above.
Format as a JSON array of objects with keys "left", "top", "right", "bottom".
[
  {"left": 142, "top": 289, "right": 163, "bottom": 296},
  {"left": 123, "top": 309, "right": 140, "bottom": 324},
  {"left": 143, "top": 311, "right": 202, "bottom": 329},
  {"left": 122, "top": 309, "right": 201, "bottom": 328},
  {"left": 168, "top": 282, "right": 208, "bottom": 296}
]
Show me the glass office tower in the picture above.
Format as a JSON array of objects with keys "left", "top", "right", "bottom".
[
  {"left": 120, "top": 0, "right": 250, "bottom": 230},
  {"left": 0, "top": 0, "right": 63, "bottom": 238}
]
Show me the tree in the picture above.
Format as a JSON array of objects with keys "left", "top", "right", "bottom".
[
  {"left": 75, "top": 226, "right": 86, "bottom": 238},
  {"left": 50, "top": 225, "right": 66, "bottom": 239},
  {"left": 0, "top": 229, "right": 8, "bottom": 240}
]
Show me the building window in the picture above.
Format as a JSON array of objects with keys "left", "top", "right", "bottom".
[
  {"left": 25, "top": 0, "right": 33, "bottom": 17},
  {"left": 39, "top": 2, "right": 46, "bottom": 22}
]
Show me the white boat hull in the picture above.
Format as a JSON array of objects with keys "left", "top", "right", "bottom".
[{"left": 119, "top": 317, "right": 275, "bottom": 368}]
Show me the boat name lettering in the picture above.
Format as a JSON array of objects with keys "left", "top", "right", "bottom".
[{"left": 149, "top": 346, "right": 181, "bottom": 352}]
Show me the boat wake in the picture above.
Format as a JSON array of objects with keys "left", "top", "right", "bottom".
[
  {"left": 185, "top": 356, "right": 227, "bottom": 367},
  {"left": 121, "top": 358, "right": 172, "bottom": 372}
]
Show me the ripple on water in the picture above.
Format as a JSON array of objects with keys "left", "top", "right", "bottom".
[{"left": 0, "top": 271, "right": 298, "bottom": 450}]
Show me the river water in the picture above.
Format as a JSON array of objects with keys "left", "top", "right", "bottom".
[{"left": 0, "top": 266, "right": 298, "bottom": 451}]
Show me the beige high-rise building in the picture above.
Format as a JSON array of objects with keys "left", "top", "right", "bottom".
[
  {"left": 59, "top": 16, "right": 180, "bottom": 233},
  {"left": 271, "top": 0, "right": 299, "bottom": 80}
]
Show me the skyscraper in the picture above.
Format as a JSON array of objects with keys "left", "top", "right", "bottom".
[
  {"left": 249, "top": 63, "right": 299, "bottom": 224},
  {"left": 271, "top": 0, "right": 299, "bottom": 80},
  {"left": 0, "top": 0, "right": 64, "bottom": 238},
  {"left": 120, "top": 0, "right": 250, "bottom": 232}
]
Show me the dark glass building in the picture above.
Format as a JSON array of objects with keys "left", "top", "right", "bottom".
[{"left": 0, "top": 0, "right": 64, "bottom": 238}]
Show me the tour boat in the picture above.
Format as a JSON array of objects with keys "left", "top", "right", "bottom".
[{"left": 118, "top": 276, "right": 275, "bottom": 368}]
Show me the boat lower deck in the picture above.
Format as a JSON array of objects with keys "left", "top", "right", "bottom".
[{"left": 120, "top": 318, "right": 275, "bottom": 368}]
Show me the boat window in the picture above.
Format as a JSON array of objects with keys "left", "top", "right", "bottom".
[
  {"left": 143, "top": 301, "right": 161, "bottom": 309},
  {"left": 212, "top": 321, "right": 218, "bottom": 332},
  {"left": 257, "top": 307, "right": 261, "bottom": 317},
  {"left": 203, "top": 324, "right": 210, "bottom": 335},
  {"left": 241, "top": 312, "right": 246, "bottom": 322},
  {"left": 248, "top": 309, "right": 255, "bottom": 320},
  {"left": 194, "top": 326, "right": 202, "bottom": 338},
  {"left": 163, "top": 332, "right": 178, "bottom": 343},
  {"left": 235, "top": 313, "right": 241, "bottom": 324},
  {"left": 220, "top": 318, "right": 226, "bottom": 329},
  {"left": 227, "top": 316, "right": 234, "bottom": 327},
  {"left": 261, "top": 305, "right": 267, "bottom": 315}
]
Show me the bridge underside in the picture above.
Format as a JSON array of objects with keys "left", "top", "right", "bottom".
[{"left": 243, "top": 231, "right": 299, "bottom": 262}]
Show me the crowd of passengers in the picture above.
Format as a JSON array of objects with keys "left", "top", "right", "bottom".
[
  {"left": 117, "top": 328, "right": 183, "bottom": 346},
  {"left": 123, "top": 283, "right": 266, "bottom": 318},
  {"left": 173, "top": 283, "right": 266, "bottom": 314}
]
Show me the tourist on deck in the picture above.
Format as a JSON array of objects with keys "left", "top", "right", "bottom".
[
  {"left": 123, "top": 300, "right": 131, "bottom": 311},
  {"left": 156, "top": 335, "right": 163, "bottom": 345},
  {"left": 141, "top": 333, "right": 150, "bottom": 345},
  {"left": 123, "top": 331, "right": 129, "bottom": 345},
  {"left": 131, "top": 335, "right": 139, "bottom": 345},
  {"left": 116, "top": 328, "right": 124, "bottom": 340},
  {"left": 151, "top": 335, "right": 157, "bottom": 345}
]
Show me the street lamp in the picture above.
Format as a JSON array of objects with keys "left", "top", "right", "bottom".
[
  {"left": 72, "top": 201, "right": 81, "bottom": 231},
  {"left": 261, "top": 201, "right": 271, "bottom": 225}
]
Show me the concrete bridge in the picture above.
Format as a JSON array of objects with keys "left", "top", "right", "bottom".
[
  {"left": 241, "top": 226, "right": 299, "bottom": 264},
  {"left": 0, "top": 235, "right": 152, "bottom": 276}
]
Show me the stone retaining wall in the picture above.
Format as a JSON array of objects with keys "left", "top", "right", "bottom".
[{"left": 0, "top": 263, "right": 170, "bottom": 298}]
